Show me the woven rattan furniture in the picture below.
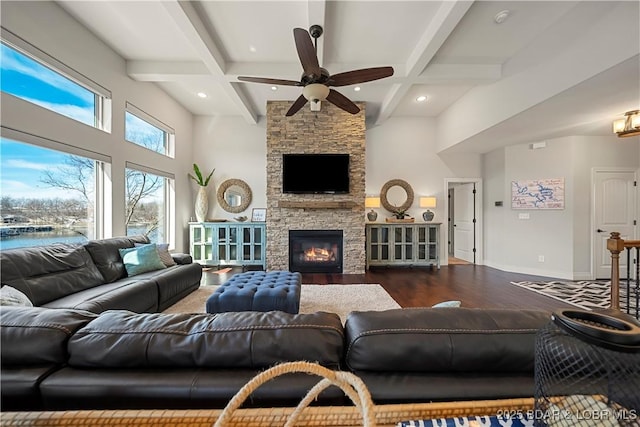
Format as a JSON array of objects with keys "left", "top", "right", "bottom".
[{"left": 1, "top": 398, "right": 535, "bottom": 426}]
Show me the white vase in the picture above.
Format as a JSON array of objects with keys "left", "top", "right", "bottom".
[{"left": 195, "top": 186, "right": 208, "bottom": 222}]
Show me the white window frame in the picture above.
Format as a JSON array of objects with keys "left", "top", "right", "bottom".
[
  {"left": 0, "top": 126, "right": 110, "bottom": 240},
  {"left": 125, "top": 103, "right": 175, "bottom": 158},
  {"left": 1, "top": 27, "right": 112, "bottom": 133},
  {"left": 125, "top": 161, "right": 175, "bottom": 246}
]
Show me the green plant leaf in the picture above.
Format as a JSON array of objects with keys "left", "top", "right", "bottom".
[
  {"left": 193, "top": 163, "right": 204, "bottom": 185},
  {"left": 203, "top": 168, "right": 215, "bottom": 187}
]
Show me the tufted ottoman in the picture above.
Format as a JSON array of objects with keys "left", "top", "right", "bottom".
[{"left": 205, "top": 271, "right": 302, "bottom": 314}]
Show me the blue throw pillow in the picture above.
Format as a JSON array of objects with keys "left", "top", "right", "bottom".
[{"left": 119, "top": 244, "right": 167, "bottom": 276}]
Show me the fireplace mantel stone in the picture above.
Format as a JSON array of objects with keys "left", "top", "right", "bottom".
[{"left": 265, "top": 101, "right": 366, "bottom": 274}]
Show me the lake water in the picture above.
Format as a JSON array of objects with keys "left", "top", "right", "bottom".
[{"left": 0, "top": 227, "right": 157, "bottom": 250}]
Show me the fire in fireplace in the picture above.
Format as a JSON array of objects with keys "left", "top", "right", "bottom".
[{"left": 289, "top": 230, "right": 343, "bottom": 273}]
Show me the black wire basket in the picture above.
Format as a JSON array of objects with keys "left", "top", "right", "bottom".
[{"left": 534, "top": 309, "right": 640, "bottom": 426}]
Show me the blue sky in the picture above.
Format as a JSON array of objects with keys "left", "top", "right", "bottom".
[
  {"left": 1, "top": 42, "right": 95, "bottom": 199},
  {"left": 1, "top": 42, "right": 163, "bottom": 200}
]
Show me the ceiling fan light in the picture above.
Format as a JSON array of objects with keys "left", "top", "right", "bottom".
[{"left": 303, "top": 83, "right": 329, "bottom": 102}]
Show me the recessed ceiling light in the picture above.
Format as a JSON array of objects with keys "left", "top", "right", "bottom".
[
  {"left": 271, "top": 86, "right": 278, "bottom": 91},
  {"left": 249, "top": 45, "right": 257, "bottom": 53},
  {"left": 197, "top": 92, "right": 208, "bottom": 98},
  {"left": 354, "top": 86, "right": 361, "bottom": 92},
  {"left": 416, "top": 95, "right": 428, "bottom": 102},
  {"left": 494, "top": 10, "right": 510, "bottom": 24}
]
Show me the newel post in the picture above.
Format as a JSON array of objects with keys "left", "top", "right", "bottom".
[{"left": 607, "top": 232, "right": 625, "bottom": 310}]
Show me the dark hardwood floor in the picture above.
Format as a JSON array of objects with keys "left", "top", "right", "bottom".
[{"left": 201, "top": 264, "right": 576, "bottom": 312}]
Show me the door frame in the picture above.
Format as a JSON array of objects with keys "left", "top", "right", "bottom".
[
  {"left": 444, "top": 178, "right": 483, "bottom": 266},
  {"left": 590, "top": 167, "right": 638, "bottom": 279}
]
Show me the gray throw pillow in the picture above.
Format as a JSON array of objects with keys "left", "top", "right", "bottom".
[{"left": 0, "top": 285, "right": 34, "bottom": 307}]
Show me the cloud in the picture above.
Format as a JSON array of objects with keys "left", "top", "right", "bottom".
[
  {"left": 23, "top": 97, "right": 95, "bottom": 126},
  {"left": 4, "top": 159, "right": 50, "bottom": 171},
  {"left": 0, "top": 180, "right": 75, "bottom": 199},
  {"left": 1, "top": 44, "right": 94, "bottom": 104}
]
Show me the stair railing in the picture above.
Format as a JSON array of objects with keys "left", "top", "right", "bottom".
[{"left": 607, "top": 232, "right": 640, "bottom": 319}]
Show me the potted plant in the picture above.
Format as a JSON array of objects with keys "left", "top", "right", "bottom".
[
  {"left": 189, "top": 164, "right": 214, "bottom": 222},
  {"left": 393, "top": 209, "right": 409, "bottom": 219}
]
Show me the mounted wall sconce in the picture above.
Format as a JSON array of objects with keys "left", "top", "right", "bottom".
[
  {"left": 365, "top": 196, "right": 380, "bottom": 222},
  {"left": 419, "top": 197, "right": 437, "bottom": 221},
  {"left": 613, "top": 110, "right": 640, "bottom": 138}
]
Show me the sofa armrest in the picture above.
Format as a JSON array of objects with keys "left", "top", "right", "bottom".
[{"left": 171, "top": 253, "right": 192, "bottom": 264}]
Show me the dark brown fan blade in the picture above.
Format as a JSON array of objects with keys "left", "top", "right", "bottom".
[
  {"left": 329, "top": 66, "right": 394, "bottom": 87},
  {"left": 293, "top": 28, "right": 320, "bottom": 78},
  {"left": 285, "top": 95, "right": 308, "bottom": 116},
  {"left": 238, "top": 76, "right": 301, "bottom": 86},
  {"left": 326, "top": 89, "right": 360, "bottom": 114}
]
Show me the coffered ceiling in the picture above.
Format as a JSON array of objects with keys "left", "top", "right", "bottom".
[{"left": 58, "top": 1, "right": 639, "bottom": 152}]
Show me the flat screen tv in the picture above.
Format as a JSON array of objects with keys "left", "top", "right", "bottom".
[{"left": 283, "top": 154, "right": 350, "bottom": 194}]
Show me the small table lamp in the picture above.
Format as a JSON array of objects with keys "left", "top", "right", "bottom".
[
  {"left": 365, "top": 197, "right": 381, "bottom": 221},
  {"left": 419, "top": 197, "right": 436, "bottom": 221}
]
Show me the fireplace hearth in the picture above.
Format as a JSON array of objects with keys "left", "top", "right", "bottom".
[{"left": 289, "top": 230, "right": 343, "bottom": 273}]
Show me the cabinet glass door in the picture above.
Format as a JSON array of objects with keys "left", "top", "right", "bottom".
[{"left": 370, "top": 226, "right": 391, "bottom": 261}]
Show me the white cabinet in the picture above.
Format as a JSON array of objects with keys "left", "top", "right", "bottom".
[
  {"left": 189, "top": 222, "right": 266, "bottom": 269},
  {"left": 366, "top": 223, "right": 440, "bottom": 269}
]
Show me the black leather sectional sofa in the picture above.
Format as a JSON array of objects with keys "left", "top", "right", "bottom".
[
  {"left": 0, "top": 236, "right": 202, "bottom": 313},
  {"left": 0, "top": 305, "right": 551, "bottom": 411}
]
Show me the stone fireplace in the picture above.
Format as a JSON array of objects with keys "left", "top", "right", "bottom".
[{"left": 266, "top": 101, "right": 366, "bottom": 274}]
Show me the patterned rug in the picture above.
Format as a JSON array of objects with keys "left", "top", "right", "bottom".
[{"left": 510, "top": 280, "right": 632, "bottom": 312}]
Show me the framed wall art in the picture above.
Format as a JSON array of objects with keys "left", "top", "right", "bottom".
[
  {"left": 511, "top": 178, "right": 565, "bottom": 209},
  {"left": 251, "top": 208, "right": 267, "bottom": 222}
]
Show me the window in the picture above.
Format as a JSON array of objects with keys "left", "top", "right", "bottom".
[
  {"left": 0, "top": 138, "right": 100, "bottom": 250},
  {"left": 125, "top": 103, "right": 174, "bottom": 157},
  {"left": 0, "top": 31, "right": 110, "bottom": 130},
  {"left": 125, "top": 164, "right": 173, "bottom": 243}
]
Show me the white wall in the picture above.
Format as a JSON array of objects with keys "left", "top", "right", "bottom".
[
  {"left": 1, "top": 1, "right": 195, "bottom": 251},
  {"left": 365, "top": 117, "right": 482, "bottom": 222},
  {"left": 191, "top": 116, "right": 267, "bottom": 220},
  {"left": 483, "top": 135, "right": 639, "bottom": 279}
]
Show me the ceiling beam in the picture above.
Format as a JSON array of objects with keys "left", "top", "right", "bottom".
[
  {"left": 375, "top": 0, "right": 474, "bottom": 126},
  {"left": 161, "top": 0, "right": 258, "bottom": 124},
  {"left": 127, "top": 61, "right": 209, "bottom": 81}
]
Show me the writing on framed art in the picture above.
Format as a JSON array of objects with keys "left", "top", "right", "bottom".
[{"left": 511, "top": 178, "right": 565, "bottom": 209}]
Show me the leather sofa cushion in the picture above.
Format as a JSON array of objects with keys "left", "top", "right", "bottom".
[
  {"left": 353, "top": 371, "right": 536, "bottom": 403},
  {"left": 1, "top": 307, "right": 97, "bottom": 365},
  {"left": 84, "top": 235, "right": 149, "bottom": 283},
  {"left": 40, "top": 368, "right": 346, "bottom": 410},
  {"left": 344, "top": 308, "right": 550, "bottom": 373},
  {"left": 0, "top": 244, "right": 105, "bottom": 305},
  {"left": 68, "top": 310, "right": 344, "bottom": 369},
  {"left": 42, "top": 278, "right": 159, "bottom": 314}
]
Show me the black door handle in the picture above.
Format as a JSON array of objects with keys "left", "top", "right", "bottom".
[{"left": 596, "top": 229, "right": 606, "bottom": 233}]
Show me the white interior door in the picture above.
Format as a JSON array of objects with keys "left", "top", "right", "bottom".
[
  {"left": 594, "top": 170, "right": 636, "bottom": 279},
  {"left": 453, "top": 183, "right": 475, "bottom": 263}
]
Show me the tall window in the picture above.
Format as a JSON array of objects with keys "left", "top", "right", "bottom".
[
  {"left": 125, "top": 165, "right": 172, "bottom": 243},
  {"left": 0, "top": 138, "right": 99, "bottom": 250},
  {"left": 0, "top": 35, "right": 110, "bottom": 129},
  {"left": 125, "top": 104, "right": 174, "bottom": 157}
]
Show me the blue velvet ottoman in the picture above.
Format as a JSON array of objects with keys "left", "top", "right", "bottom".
[{"left": 205, "top": 271, "right": 302, "bottom": 314}]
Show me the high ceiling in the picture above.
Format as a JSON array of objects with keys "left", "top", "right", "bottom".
[{"left": 58, "top": 1, "right": 640, "bottom": 152}]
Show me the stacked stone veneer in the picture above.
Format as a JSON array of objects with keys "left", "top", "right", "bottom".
[{"left": 266, "top": 100, "right": 365, "bottom": 274}]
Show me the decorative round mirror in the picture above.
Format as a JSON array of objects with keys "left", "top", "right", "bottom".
[
  {"left": 380, "top": 179, "right": 414, "bottom": 213},
  {"left": 217, "top": 179, "right": 252, "bottom": 214}
]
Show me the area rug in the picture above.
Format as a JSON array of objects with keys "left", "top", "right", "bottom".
[
  {"left": 510, "top": 280, "right": 631, "bottom": 312},
  {"left": 163, "top": 284, "right": 400, "bottom": 323}
]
